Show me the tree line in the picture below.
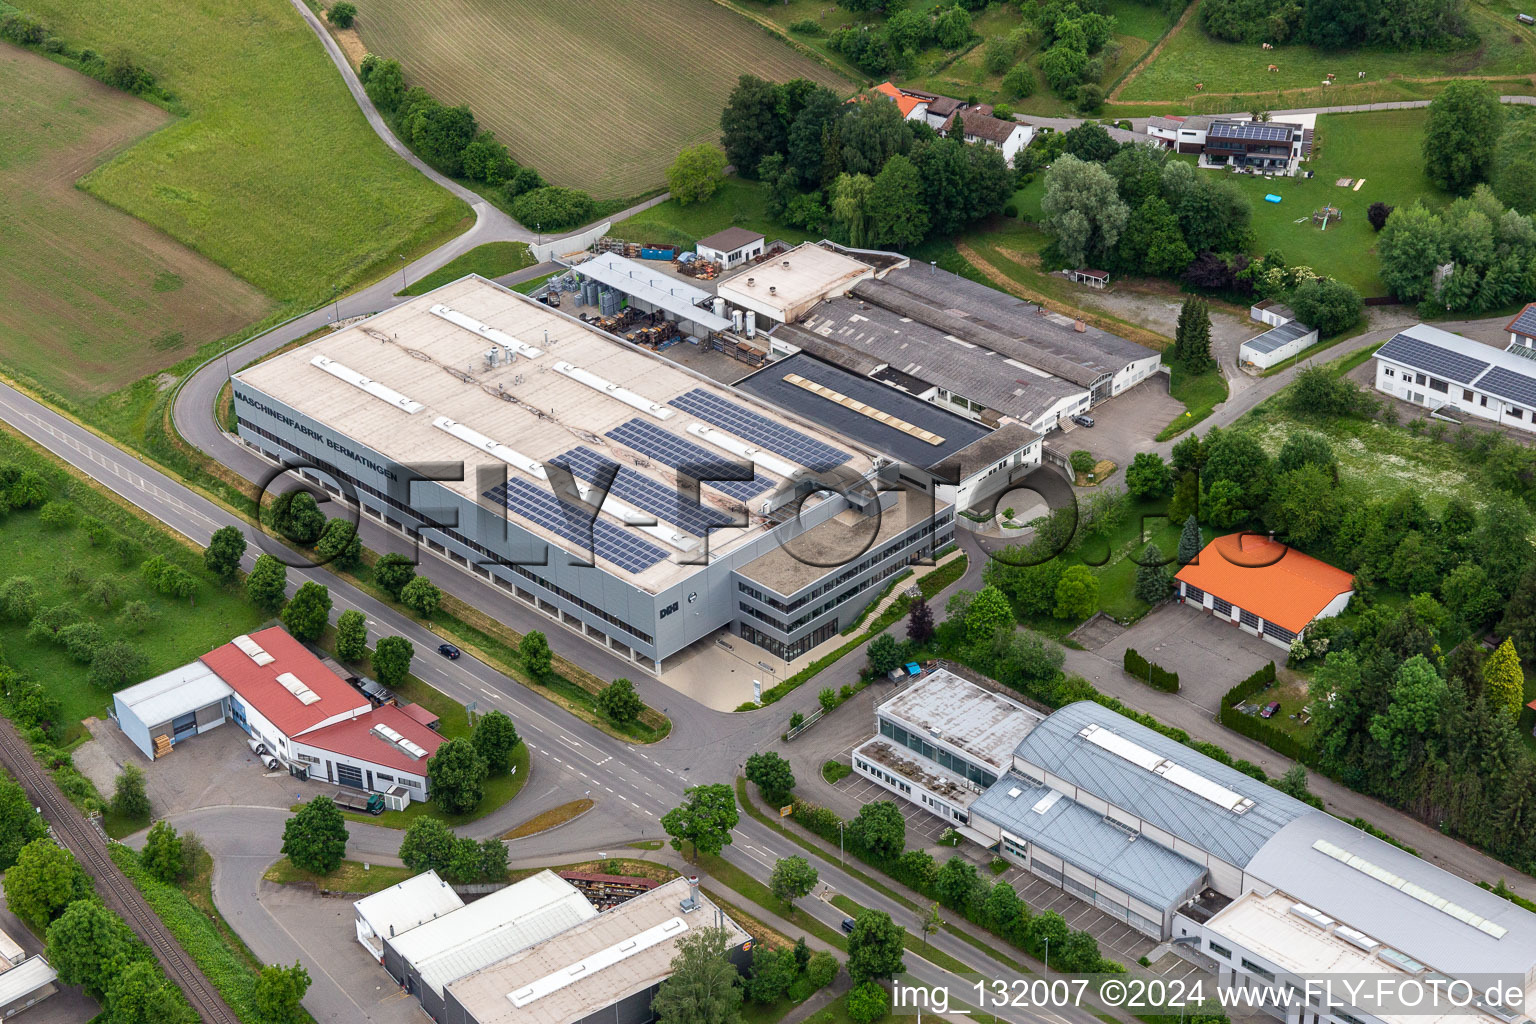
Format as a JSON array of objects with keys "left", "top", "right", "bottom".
[
  {"left": 1199, "top": 0, "right": 1470, "bottom": 49},
  {"left": 721, "top": 75, "right": 1014, "bottom": 250},
  {"left": 1, "top": 8, "right": 163, "bottom": 101},
  {"left": 357, "top": 55, "right": 594, "bottom": 232}
]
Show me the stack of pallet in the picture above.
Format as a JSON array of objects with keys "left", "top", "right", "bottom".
[
  {"left": 678, "top": 258, "right": 719, "bottom": 279},
  {"left": 595, "top": 236, "right": 625, "bottom": 254},
  {"left": 153, "top": 735, "right": 172, "bottom": 758}
]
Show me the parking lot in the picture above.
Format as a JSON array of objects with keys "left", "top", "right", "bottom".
[
  {"left": 1093, "top": 602, "right": 1279, "bottom": 712},
  {"left": 1058, "top": 380, "right": 1184, "bottom": 484}
]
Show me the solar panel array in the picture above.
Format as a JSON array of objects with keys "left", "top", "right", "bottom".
[
  {"left": 1376, "top": 333, "right": 1490, "bottom": 384},
  {"left": 483, "top": 477, "right": 669, "bottom": 573},
  {"left": 548, "top": 447, "right": 736, "bottom": 538},
  {"left": 1209, "top": 121, "right": 1293, "bottom": 142},
  {"left": 605, "top": 418, "right": 773, "bottom": 501},
  {"left": 1476, "top": 366, "right": 1536, "bottom": 408},
  {"left": 1509, "top": 303, "right": 1536, "bottom": 339},
  {"left": 669, "top": 388, "right": 853, "bottom": 471}
]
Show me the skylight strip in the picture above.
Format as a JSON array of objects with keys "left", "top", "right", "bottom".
[
  {"left": 553, "top": 362, "right": 674, "bottom": 419},
  {"left": 310, "top": 356, "right": 424, "bottom": 414},
  {"left": 1312, "top": 839, "right": 1508, "bottom": 939},
  {"left": 433, "top": 417, "right": 547, "bottom": 480},
  {"left": 684, "top": 423, "right": 799, "bottom": 478},
  {"left": 508, "top": 917, "right": 688, "bottom": 1008},
  {"left": 783, "top": 373, "right": 944, "bottom": 445},
  {"left": 430, "top": 304, "right": 544, "bottom": 358}
]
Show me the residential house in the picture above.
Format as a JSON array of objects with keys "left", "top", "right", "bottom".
[{"left": 939, "top": 111, "right": 1033, "bottom": 167}]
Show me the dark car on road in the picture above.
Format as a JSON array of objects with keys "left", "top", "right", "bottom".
[
  {"left": 438, "top": 642, "right": 461, "bottom": 660},
  {"left": 841, "top": 918, "right": 857, "bottom": 933},
  {"left": 1072, "top": 414, "right": 1095, "bottom": 428},
  {"left": 1261, "top": 701, "right": 1281, "bottom": 718}
]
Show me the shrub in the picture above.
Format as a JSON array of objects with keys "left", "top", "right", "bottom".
[
  {"left": 1123, "top": 648, "right": 1179, "bottom": 692},
  {"left": 1004, "top": 203, "right": 1019, "bottom": 217},
  {"left": 508, "top": 186, "right": 595, "bottom": 232},
  {"left": 329, "top": 1, "right": 357, "bottom": 27},
  {"left": 788, "top": 18, "right": 823, "bottom": 34},
  {"left": 1002, "top": 64, "right": 1036, "bottom": 99},
  {"left": 0, "top": 13, "right": 46, "bottom": 46}
]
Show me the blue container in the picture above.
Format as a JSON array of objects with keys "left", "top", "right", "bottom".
[{"left": 1264, "top": 194, "right": 1282, "bottom": 203}]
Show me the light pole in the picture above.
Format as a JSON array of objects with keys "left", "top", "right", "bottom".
[
  {"left": 838, "top": 820, "right": 844, "bottom": 864},
  {"left": 331, "top": 285, "right": 340, "bottom": 323},
  {"left": 398, "top": 254, "right": 407, "bottom": 291},
  {"left": 1043, "top": 935, "right": 1050, "bottom": 980}
]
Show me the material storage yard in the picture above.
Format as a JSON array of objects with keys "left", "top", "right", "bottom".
[{"left": 352, "top": 0, "right": 849, "bottom": 199}]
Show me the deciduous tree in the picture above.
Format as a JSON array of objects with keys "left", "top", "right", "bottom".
[
  {"left": 204, "top": 526, "right": 246, "bottom": 581},
  {"left": 651, "top": 926, "right": 745, "bottom": 1024},
  {"left": 519, "top": 630, "right": 553, "bottom": 680},
  {"left": 246, "top": 554, "right": 288, "bottom": 613},
  {"left": 1424, "top": 81, "right": 1503, "bottom": 194},
  {"left": 769, "top": 855, "right": 818, "bottom": 911},
  {"left": 1042, "top": 154, "right": 1127, "bottom": 267},
  {"left": 112, "top": 764, "right": 150, "bottom": 820},
  {"left": 852, "top": 800, "right": 905, "bottom": 859},
  {"left": 667, "top": 145, "right": 727, "bottom": 205},
  {"left": 46, "top": 899, "right": 141, "bottom": 1000},
  {"left": 846, "top": 910, "right": 906, "bottom": 984},
  {"left": 400, "top": 576, "right": 442, "bottom": 618},
  {"left": 373, "top": 553, "right": 416, "bottom": 597},
  {"left": 372, "top": 635, "right": 414, "bottom": 686},
  {"left": 142, "top": 820, "right": 184, "bottom": 883},
  {"left": 745, "top": 752, "right": 796, "bottom": 805},
  {"left": 1053, "top": 565, "right": 1098, "bottom": 620},
  {"left": 661, "top": 784, "right": 738, "bottom": 861},
  {"left": 471, "top": 710, "right": 520, "bottom": 773},
  {"left": 281, "top": 796, "right": 348, "bottom": 875},
  {"left": 427, "top": 737, "right": 488, "bottom": 814},
  {"left": 596, "top": 677, "right": 644, "bottom": 725},
  {"left": 280, "top": 581, "right": 332, "bottom": 641},
  {"left": 336, "top": 609, "right": 367, "bottom": 662},
  {"left": 253, "top": 961, "right": 311, "bottom": 1024},
  {"left": 4, "top": 839, "right": 90, "bottom": 930}
]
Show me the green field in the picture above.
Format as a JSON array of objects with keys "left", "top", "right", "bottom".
[
  {"left": 352, "top": 0, "right": 849, "bottom": 200},
  {"left": 0, "top": 48, "right": 273, "bottom": 399},
  {"left": 1119, "top": 1, "right": 1536, "bottom": 102},
  {"left": 0, "top": 435, "right": 267, "bottom": 742},
  {"left": 16, "top": 0, "right": 469, "bottom": 305},
  {"left": 1214, "top": 110, "right": 1445, "bottom": 295},
  {"left": 399, "top": 242, "right": 534, "bottom": 295}
]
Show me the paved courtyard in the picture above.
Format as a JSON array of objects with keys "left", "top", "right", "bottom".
[
  {"left": 1057, "top": 380, "right": 1184, "bottom": 484},
  {"left": 1090, "top": 602, "right": 1280, "bottom": 712},
  {"left": 76, "top": 717, "right": 322, "bottom": 819}
]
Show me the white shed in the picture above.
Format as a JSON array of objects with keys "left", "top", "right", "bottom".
[
  {"left": 1239, "top": 319, "right": 1317, "bottom": 369},
  {"left": 696, "top": 227, "right": 765, "bottom": 269}
]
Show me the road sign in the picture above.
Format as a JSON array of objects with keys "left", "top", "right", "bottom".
[
  {"left": 752, "top": 679, "right": 762, "bottom": 703},
  {"left": 780, "top": 804, "right": 793, "bottom": 817}
]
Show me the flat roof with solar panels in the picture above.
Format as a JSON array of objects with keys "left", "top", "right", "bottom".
[
  {"left": 233, "top": 276, "right": 879, "bottom": 595},
  {"left": 1375, "top": 322, "right": 1536, "bottom": 413}
]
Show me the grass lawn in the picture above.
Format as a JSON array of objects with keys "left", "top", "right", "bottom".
[
  {"left": 1203, "top": 110, "right": 1447, "bottom": 296},
  {"left": 611, "top": 178, "right": 818, "bottom": 250},
  {"left": 1119, "top": 2, "right": 1536, "bottom": 103},
  {"left": 0, "top": 440, "right": 267, "bottom": 744},
  {"left": 512, "top": 271, "right": 559, "bottom": 295},
  {"left": 351, "top": 0, "right": 846, "bottom": 199},
  {"left": 1064, "top": 498, "right": 1209, "bottom": 622},
  {"left": 696, "top": 851, "right": 848, "bottom": 951},
  {"left": 502, "top": 798, "right": 594, "bottom": 839},
  {"left": 1158, "top": 363, "right": 1229, "bottom": 439},
  {"left": 799, "top": 996, "right": 859, "bottom": 1024},
  {"left": 1244, "top": 675, "right": 1317, "bottom": 745},
  {"left": 263, "top": 857, "right": 416, "bottom": 894},
  {"left": 399, "top": 242, "right": 533, "bottom": 295},
  {"left": 18, "top": 0, "right": 469, "bottom": 305},
  {"left": 0, "top": 48, "right": 274, "bottom": 402},
  {"left": 328, "top": 743, "right": 530, "bottom": 829}
]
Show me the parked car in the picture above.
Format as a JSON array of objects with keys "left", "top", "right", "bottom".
[
  {"left": 1261, "top": 701, "right": 1281, "bottom": 719},
  {"left": 1072, "top": 414, "right": 1095, "bottom": 428},
  {"left": 438, "top": 642, "right": 461, "bottom": 660},
  {"left": 841, "top": 917, "right": 857, "bottom": 934}
]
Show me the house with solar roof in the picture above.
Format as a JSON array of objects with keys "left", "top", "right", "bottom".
[
  {"left": 1201, "top": 118, "right": 1310, "bottom": 172},
  {"left": 1506, "top": 301, "right": 1536, "bottom": 351},
  {"left": 1372, "top": 322, "right": 1536, "bottom": 433},
  {"left": 231, "top": 276, "right": 955, "bottom": 674}
]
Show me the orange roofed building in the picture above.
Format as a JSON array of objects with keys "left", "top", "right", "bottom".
[{"left": 1174, "top": 534, "right": 1354, "bottom": 650}]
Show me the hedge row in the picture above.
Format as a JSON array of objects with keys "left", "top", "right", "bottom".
[
  {"left": 1123, "top": 648, "right": 1179, "bottom": 692},
  {"left": 1216, "top": 661, "right": 1316, "bottom": 763},
  {"left": 788, "top": 796, "right": 1124, "bottom": 975}
]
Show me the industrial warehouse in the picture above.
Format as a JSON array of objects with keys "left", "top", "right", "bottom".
[
  {"left": 356, "top": 870, "right": 749, "bottom": 1024},
  {"left": 851, "top": 671, "right": 1536, "bottom": 1024},
  {"left": 230, "top": 276, "right": 961, "bottom": 670},
  {"left": 111, "top": 627, "right": 443, "bottom": 800}
]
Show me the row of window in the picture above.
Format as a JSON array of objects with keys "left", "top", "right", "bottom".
[
  {"left": 1382, "top": 365, "right": 1530, "bottom": 419},
  {"left": 737, "top": 514, "right": 954, "bottom": 611},
  {"left": 737, "top": 620, "right": 838, "bottom": 661},
  {"left": 237, "top": 419, "right": 657, "bottom": 646},
  {"left": 855, "top": 758, "right": 912, "bottom": 795},
  {"left": 879, "top": 719, "right": 998, "bottom": 788},
  {"left": 738, "top": 555, "right": 916, "bottom": 634}
]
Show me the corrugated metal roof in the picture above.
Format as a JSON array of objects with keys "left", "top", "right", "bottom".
[
  {"left": 1242, "top": 318, "right": 1314, "bottom": 355},
  {"left": 390, "top": 870, "right": 598, "bottom": 995},
  {"left": 971, "top": 775, "right": 1206, "bottom": 909},
  {"left": 1245, "top": 814, "right": 1536, "bottom": 981},
  {"left": 1011, "top": 702, "right": 1315, "bottom": 867},
  {"left": 354, "top": 870, "right": 464, "bottom": 941},
  {"left": 571, "top": 253, "right": 732, "bottom": 332},
  {"left": 0, "top": 957, "right": 57, "bottom": 1005},
  {"left": 114, "top": 661, "right": 233, "bottom": 728}
]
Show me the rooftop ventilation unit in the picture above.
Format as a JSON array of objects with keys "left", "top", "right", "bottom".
[
  {"left": 433, "top": 417, "right": 547, "bottom": 480},
  {"left": 430, "top": 304, "right": 544, "bottom": 358},
  {"left": 1079, "top": 724, "right": 1254, "bottom": 814},
  {"left": 1335, "top": 926, "right": 1380, "bottom": 952},
  {"left": 1031, "top": 791, "right": 1064, "bottom": 815},
  {"left": 232, "top": 635, "right": 275, "bottom": 667},
  {"left": 310, "top": 356, "right": 425, "bottom": 413},
  {"left": 685, "top": 423, "right": 801, "bottom": 479},
  {"left": 372, "top": 723, "right": 429, "bottom": 760},
  {"left": 275, "top": 672, "right": 321, "bottom": 706},
  {"left": 1312, "top": 839, "right": 1508, "bottom": 938},
  {"left": 1288, "top": 903, "right": 1335, "bottom": 930},
  {"left": 552, "top": 362, "right": 674, "bottom": 419}
]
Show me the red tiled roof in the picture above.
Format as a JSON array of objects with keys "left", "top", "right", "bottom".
[
  {"left": 200, "top": 627, "right": 367, "bottom": 738},
  {"left": 300, "top": 703, "right": 444, "bottom": 775},
  {"left": 873, "top": 82, "right": 925, "bottom": 118},
  {"left": 1174, "top": 534, "right": 1354, "bottom": 634}
]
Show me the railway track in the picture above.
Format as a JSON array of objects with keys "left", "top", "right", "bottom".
[{"left": 0, "top": 718, "right": 241, "bottom": 1024}]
